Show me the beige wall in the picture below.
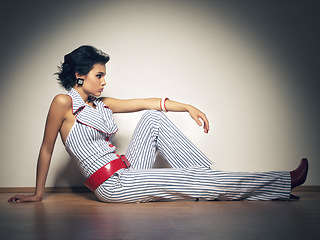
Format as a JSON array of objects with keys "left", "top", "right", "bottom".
[{"left": 0, "top": 0, "right": 319, "bottom": 187}]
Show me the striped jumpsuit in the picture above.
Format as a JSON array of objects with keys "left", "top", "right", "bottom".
[{"left": 65, "top": 88, "right": 291, "bottom": 203}]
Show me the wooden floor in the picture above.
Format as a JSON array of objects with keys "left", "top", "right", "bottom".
[{"left": 1, "top": 190, "right": 319, "bottom": 240}]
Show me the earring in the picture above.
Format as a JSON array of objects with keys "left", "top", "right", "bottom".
[{"left": 77, "top": 78, "right": 84, "bottom": 86}]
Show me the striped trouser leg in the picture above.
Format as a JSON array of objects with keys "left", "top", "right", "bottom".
[
  {"left": 95, "top": 110, "right": 291, "bottom": 203},
  {"left": 96, "top": 167, "right": 291, "bottom": 203},
  {"left": 125, "top": 110, "right": 213, "bottom": 169}
]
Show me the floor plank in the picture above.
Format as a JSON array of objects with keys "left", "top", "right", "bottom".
[{"left": 1, "top": 191, "right": 319, "bottom": 240}]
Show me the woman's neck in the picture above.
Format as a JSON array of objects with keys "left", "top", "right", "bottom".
[{"left": 73, "top": 86, "right": 90, "bottom": 103}]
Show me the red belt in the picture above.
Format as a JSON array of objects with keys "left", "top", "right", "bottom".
[{"left": 84, "top": 155, "right": 130, "bottom": 191}]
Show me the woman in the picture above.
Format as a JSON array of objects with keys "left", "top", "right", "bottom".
[{"left": 8, "top": 45, "right": 308, "bottom": 203}]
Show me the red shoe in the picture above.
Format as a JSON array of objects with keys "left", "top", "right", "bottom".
[{"left": 290, "top": 158, "right": 308, "bottom": 189}]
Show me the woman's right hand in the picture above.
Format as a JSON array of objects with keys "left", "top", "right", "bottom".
[{"left": 8, "top": 194, "right": 42, "bottom": 203}]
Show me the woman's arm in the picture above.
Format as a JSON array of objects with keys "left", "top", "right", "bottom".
[
  {"left": 103, "top": 98, "right": 209, "bottom": 133},
  {"left": 8, "top": 95, "right": 70, "bottom": 202}
]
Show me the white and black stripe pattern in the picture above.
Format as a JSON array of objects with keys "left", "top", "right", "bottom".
[
  {"left": 126, "top": 110, "right": 213, "bottom": 169},
  {"left": 64, "top": 89, "right": 291, "bottom": 202},
  {"left": 95, "top": 110, "right": 291, "bottom": 203},
  {"left": 96, "top": 167, "right": 290, "bottom": 203}
]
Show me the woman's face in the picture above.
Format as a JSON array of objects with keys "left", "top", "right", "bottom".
[{"left": 78, "top": 63, "right": 107, "bottom": 96}]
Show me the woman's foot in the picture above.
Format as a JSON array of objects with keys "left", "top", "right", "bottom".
[{"left": 290, "top": 158, "right": 308, "bottom": 189}]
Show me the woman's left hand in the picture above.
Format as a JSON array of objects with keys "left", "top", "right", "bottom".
[{"left": 187, "top": 105, "right": 210, "bottom": 133}]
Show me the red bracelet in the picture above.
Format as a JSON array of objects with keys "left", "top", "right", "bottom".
[{"left": 161, "top": 98, "right": 169, "bottom": 112}]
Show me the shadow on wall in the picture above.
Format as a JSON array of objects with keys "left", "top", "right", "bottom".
[{"left": 53, "top": 157, "right": 86, "bottom": 188}]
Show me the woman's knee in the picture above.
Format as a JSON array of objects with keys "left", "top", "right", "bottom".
[
  {"left": 140, "top": 110, "right": 164, "bottom": 123},
  {"left": 143, "top": 109, "right": 161, "bottom": 117}
]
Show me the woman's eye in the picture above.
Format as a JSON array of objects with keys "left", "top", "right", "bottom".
[{"left": 97, "top": 74, "right": 102, "bottom": 79}]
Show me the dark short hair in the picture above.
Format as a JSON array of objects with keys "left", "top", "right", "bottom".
[{"left": 55, "top": 45, "right": 110, "bottom": 90}]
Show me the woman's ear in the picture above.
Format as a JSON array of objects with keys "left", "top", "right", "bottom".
[{"left": 75, "top": 72, "right": 85, "bottom": 79}]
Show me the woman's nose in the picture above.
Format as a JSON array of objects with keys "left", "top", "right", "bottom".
[{"left": 101, "top": 77, "right": 106, "bottom": 86}]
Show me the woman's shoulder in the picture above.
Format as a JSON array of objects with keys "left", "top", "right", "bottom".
[{"left": 51, "top": 94, "right": 72, "bottom": 110}]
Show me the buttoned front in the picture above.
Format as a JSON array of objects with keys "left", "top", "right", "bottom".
[{"left": 65, "top": 88, "right": 119, "bottom": 178}]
